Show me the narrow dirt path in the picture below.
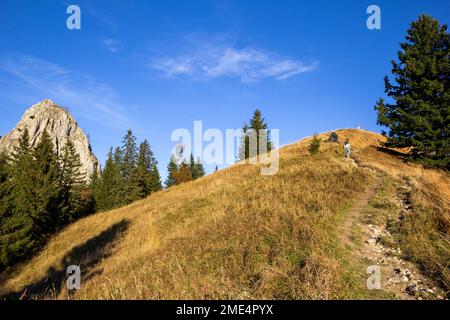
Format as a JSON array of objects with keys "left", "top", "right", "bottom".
[
  {"left": 340, "top": 158, "right": 446, "bottom": 300},
  {"left": 342, "top": 172, "right": 416, "bottom": 300},
  {"left": 368, "top": 178, "right": 446, "bottom": 300},
  {"left": 340, "top": 174, "right": 383, "bottom": 248}
]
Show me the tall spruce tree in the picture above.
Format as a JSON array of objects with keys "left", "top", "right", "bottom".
[
  {"left": 94, "top": 133, "right": 163, "bottom": 209},
  {"left": 94, "top": 148, "right": 123, "bottom": 211},
  {"left": 1, "top": 132, "right": 92, "bottom": 270},
  {"left": 60, "top": 140, "right": 85, "bottom": 188},
  {"left": 122, "top": 130, "right": 138, "bottom": 176},
  {"left": 149, "top": 163, "right": 162, "bottom": 192},
  {"left": 188, "top": 154, "right": 205, "bottom": 180},
  {"left": 189, "top": 153, "right": 195, "bottom": 177},
  {"left": 137, "top": 140, "right": 160, "bottom": 196},
  {"left": 194, "top": 156, "right": 205, "bottom": 179},
  {"left": 112, "top": 146, "right": 126, "bottom": 203},
  {"left": 375, "top": 15, "right": 449, "bottom": 169},
  {"left": 238, "top": 122, "right": 250, "bottom": 161},
  {"left": 0, "top": 151, "right": 13, "bottom": 221},
  {"left": 9, "top": 129, "right": 35, "bottom": 242},
  {"left": 239, "top": 110, "right": 272, "bottom": 160},
  {"left": 90, "top": 170, "right": 102, "bottom": 210},
  {"left": 165, "top": 156, "right": 178, "bottom": 188},
  {"left": 60, "top": 140, "right": 90, "bottom": 222},
  {"left": 0, "top": 151, "right": 14, "bottom": 270},
  {"left": 2, "top": 129, "right": 36, "bottom": 268},
  {"left": 113, "top": 146, "right": 124, "bottom": 169},
  {"left": 249, "top": 109, "right": 272, "bottom": 155},
  {"left": 121, "top": 130, "right": 140, "bottom": 203},
  {"left": 31, "top": 131, "right": 65, "bottom": 232}
]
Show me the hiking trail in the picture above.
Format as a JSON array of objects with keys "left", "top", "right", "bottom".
[{"left": 341, "top": 156, "right": 446, "bottom": 300}]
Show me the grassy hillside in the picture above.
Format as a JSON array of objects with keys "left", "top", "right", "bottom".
[{"left": 0, "top": 129, "right": 448, "bottom": 299}]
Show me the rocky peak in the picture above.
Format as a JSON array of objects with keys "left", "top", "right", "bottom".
[{"left": 0, "top": 99, "right": 100, "bottom": 181}]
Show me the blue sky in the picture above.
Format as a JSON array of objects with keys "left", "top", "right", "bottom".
[{"left": 0, "top": 0, "right": 449, "bottom": 179}]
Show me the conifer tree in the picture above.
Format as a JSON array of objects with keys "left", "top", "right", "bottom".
[
  {"left": 149, "top": 163, "right": 163, "bottom": 192},
  {"left": 122, "top": 129, "right": 138, "bottom": 177},
  {"left": 94, "top": 134, "right": 163, "bottom": 208},
  {"left": 239, "top": 110, "right": 272, "bottom": 160},
  {"left": 189, "top": 153, "right": 196, "bottom": 179},
  {"left": 113, "top": 146, "right": 124, "bottom": 169},
  {"left": 137, "top": 140, "right": 159, "bottom": 196},
  {"left": 189, "top": 153, "right": 205, "bottom": 180},
  {"left": 1, "top": 131, "right": 93, "bottom": 270},
  {"left": 121, "top": 130, "right": 140, "bottom": 203},
  {"left": 194, "top": 156, "right": 205, "bottom": 179},
  {"left": 90, "top": 170, "right": 102, "bottom": 210},
  {"left": 2, "top": 129, "right": 35, "bottom": 268},
  {"left": 10, "top": 128, "right": 35, "bottom": 233},
  {"left": 238, "top": 122, "right": 250, "bottom": 161},
  {"left": 60, "top": 140, "right": 90, "bottom": 222},
  {"left": 188, "top": 155, "right": 205, "bottom": 180},
  {"left": 0, "top": 152, "right": 14, "bottom": 269},
  {"left": 165, "top": 156, "right": 178, "bottom": 188},
  {"left": 0, "top": 151, "right": 13, "bottom": 220},
  {"left": 94, "top": 148, "right": 123, "bottom": 211},
  {"left": 375, "top": 15, "right": 449, "bottom": 169},
  {"left": 60, "top": 140, "right": 85, "bottom": 188},
  {"left": 112, "top": 146, "right": 126, "bottom": 203},
  {"left": 31, "top": 131, "right": 64, "bottom": 232},
  {"left": 250, "top": 109, "right": 272, "bottom": 155}
]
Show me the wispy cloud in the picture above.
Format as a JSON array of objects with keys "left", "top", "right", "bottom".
[
  {"left": 149, "top": 44, "right": 318, "bottom": 82},
  {"left": 100, "top": 38, "right": 123, "bottom": 53},
  {"left": 0, "top": 55, "right": 132, "bottom": 130}
]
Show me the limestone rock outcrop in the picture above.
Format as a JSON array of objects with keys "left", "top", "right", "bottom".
[{"left": 0, "top": 99, "right": 100, "bottom": 180}]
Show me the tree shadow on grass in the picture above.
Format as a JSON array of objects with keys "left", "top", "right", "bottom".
[
  {"left": 1, "top": 219, "right": 130, "bottom": 300},
  {"left": 375, "top": 146, "right": 408, "bottom": 158}
]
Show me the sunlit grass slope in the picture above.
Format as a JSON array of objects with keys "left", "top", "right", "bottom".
[{"left": 0, "top": 129, "right": 448, "bottom": 299}]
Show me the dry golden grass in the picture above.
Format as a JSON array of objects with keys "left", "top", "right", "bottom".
[{"left": 0, "top": 129, "right": 448, "bottom": 299}]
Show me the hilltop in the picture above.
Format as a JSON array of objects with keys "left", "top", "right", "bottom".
[{"left": 0, "top": 129, "right": 448, "bottom": 299}]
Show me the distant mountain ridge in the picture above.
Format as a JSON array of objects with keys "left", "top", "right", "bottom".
[{"left": 0, "top": 99, "right": 100, "bottom": 180}]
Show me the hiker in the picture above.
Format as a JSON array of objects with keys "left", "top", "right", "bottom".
[{"left": 344, "top": 139, "right": 351, "bottom": 157}]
